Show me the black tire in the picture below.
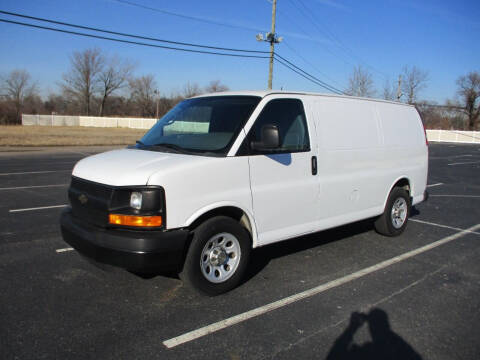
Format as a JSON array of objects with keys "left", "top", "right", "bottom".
[
  {"left": 374, "top": 187, "right": 411, "bottom": 237},
  {"left": 180, "top": 216, "right": 251, "bottom": 296}
]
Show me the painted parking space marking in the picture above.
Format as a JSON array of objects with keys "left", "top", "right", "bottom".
[
  {"left": 0, "top": 170, "right": 71, "bottom": 176},
  {"left": 449, "top": 154, "right": 473, "bottom": 158},
  {"left": 163, "top": 223, "right": 480, "bottom": 349},
  {"left": 56, "top": 247, "right": 74, "bottom": 253},
  {"left": 426, "top": 183, "right": 443, "bottom": 188},
  {"left": 448, "top": 160, "right": 480, "bottom": 166},
  {"left": 9, "top": 204, "right": 68, "bottom": 213},
  {"left": 429, "top": 194, "right": 480, "bottom": 198},
  {"left": 410, "top": 218, "right": 480, "bottom": 235},
  {"left": 0, "top": 184, "right": 68, "bottom": 191}
]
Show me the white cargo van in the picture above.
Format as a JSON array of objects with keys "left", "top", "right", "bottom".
[{"left": 61, "top": 91, "right": 428, "bottom": 295}]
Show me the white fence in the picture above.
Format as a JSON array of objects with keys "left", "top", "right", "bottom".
[
  {"left": 426, "top": 130, "right": 480, "bottom": 144},
  {"left": 22, "top": 114, "right": 157, "bottom": 129},
  {"left": 20, "top": 115, "right": 480, "bottom": 144}
]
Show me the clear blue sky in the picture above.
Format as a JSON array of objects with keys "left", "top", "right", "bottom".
[{"left": 0, "top": 0, "right": 479, "bottom": 103}]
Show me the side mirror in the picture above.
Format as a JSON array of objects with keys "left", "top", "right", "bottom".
[{"left": 251, "top": 124, "right": 280, "bottom": 151}]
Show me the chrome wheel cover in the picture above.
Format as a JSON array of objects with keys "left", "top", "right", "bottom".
[
  {"left": 391, "top": 197, "right": 408, "bottom": 229},
  {"left": 200, "top": 232, "right": 241, "bottom": 283}
]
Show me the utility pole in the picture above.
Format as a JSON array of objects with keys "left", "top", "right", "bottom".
[
  {"left": 268, "top": 0, "right": 277, "bottom": 90},
  {"left": 396, "top": 75, "right": 402, "bottom": 101},
  {"left": 256, "top": 0, "right": 282, "bottom": 90},
  {"left": 154, "top": 89, "right": 159, "bottom": 118}
]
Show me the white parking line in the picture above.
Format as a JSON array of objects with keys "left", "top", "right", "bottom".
[
  {"left": 426, "top": 183, "right": 443, "bottom": 188},
  {"left": 430, "top": 195, "right": 480, "bottom": 198},
  {"left": 9, "top": 204, "right": 68, "bottom": 213},
  {"left": 448, "top": 161, "right": 480, "bottom": 166},
  {"left": 56, "top": 247, "right": 74, "bottom": 253},
  {"left": 0, "top": 170, "right": 70, "bottom": 176},
  {"left": 163, "top": 223, "right": 480, "bottom": 348},
  {"left": 409, "top": 218, "right": 480, "bottom": 235},
  {"left": 450, "top": 154, "right": 473, "bottom": 158},
  {"left": 0, "top": 184, "right": 68, "bottom": 191}
]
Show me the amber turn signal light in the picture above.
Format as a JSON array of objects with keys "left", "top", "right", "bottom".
[{"left": 109, "top": 214, "right": 162, "bottom": 227}]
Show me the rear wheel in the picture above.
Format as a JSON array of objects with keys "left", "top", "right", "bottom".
[
  {"left": 180, "top": 216, "right": 251, "bottom": 296},
  {"left": 374, "top": 187, "right": 410, "bottom": 236}
]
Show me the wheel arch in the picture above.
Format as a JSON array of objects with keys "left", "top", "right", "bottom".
[
  {"left": 383, "top": 177, "right": 412, "bottom": 210},
  {"left": 185, "top": 202, "right": 258, "bottom": 248}
]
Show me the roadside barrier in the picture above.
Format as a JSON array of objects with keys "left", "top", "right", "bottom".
[
  {"left": 22, "top": 114, "right": 156, "bottom": 130},
  {"left": 426, "top": 130, "right": 480, "bottom": 144},
  {"left": 20, "top": 115, "right": 480, "bottom": 144}
]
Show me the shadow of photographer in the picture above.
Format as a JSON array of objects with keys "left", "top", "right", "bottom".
[{"left": 326, "top": 308, "right": 423, "bottom": 360}]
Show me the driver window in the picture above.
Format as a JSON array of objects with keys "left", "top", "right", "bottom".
[{"left": 248, "top": 98, "right": 310, "bottom": 154}]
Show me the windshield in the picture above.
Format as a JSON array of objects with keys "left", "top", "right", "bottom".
[{"left": 136, "top": 96, "right": 261, "bottom": 156}]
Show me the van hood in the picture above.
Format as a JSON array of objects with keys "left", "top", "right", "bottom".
[{"left": 72, "top": 148, "right": 205, "bottom": 186}]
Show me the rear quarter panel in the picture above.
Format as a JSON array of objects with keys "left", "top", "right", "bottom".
[{"left": 376, "top": 102, "right": 428, "bottom": 205}]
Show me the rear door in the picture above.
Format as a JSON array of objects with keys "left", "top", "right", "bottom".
[{"left": 241, "top": 97, "right": 319, "bottom": 246}]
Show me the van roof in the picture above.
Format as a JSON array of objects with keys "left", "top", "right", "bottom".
[{"left": 193, "top": 90, "right": 416, "bottom": 107}]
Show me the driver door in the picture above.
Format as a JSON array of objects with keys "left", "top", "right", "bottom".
[{"left": 243, "top": 98, "right": 319, "bottom": 246}]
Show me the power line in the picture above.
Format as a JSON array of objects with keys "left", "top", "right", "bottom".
[
  {"left": 282, "top": 40, "right": 346, "bottom": 90},
  {"left": 274, "top": 56, "right": 342, "bottom": 94},
  {"left": 111, "top": 0, "right": 264, "bottom": 33},
  {"left": 274, "top": 53, "right": 344, "bottom": 94},
  {"left": 0, "top": 18, "right": 270, "bottom": 59},
  {"left": 274, "top": 3, "right": 354, "bottom": 76},
  {"left": 289, "top": 0, "right": 387, "bottom": 79},
  {"left": 414, "top": 103, "right": 464, "bottom": 111},
  {"left": 273, "top": 3, "right": 350, "bottom": 89},
  {"left": 0, "top": 10, "right": 268, "bottom": 54},
  {"left": 0, "top": 10, "right": 343, "bottom": 93}
]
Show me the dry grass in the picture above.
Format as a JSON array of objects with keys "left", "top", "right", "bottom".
[{"left": 0, "top": 125, "right": 147, "bottom": 146}]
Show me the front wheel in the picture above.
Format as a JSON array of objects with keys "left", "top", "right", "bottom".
[
  {"left": 180, "top": 216, "right": 251, "bottom": 296},
  {"left": 374, "top": 187, "right": 410, "bottom": 236}
]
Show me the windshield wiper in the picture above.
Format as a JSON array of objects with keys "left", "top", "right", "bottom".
[
  {"left": 139, "top": 142, "right": 222, "bottom": 156},
  {"left": 150, "top": 142, "right": 192, "bottom": 153},
  {"left": 136, "top": 140, "right": 146, "bottom": 146}
]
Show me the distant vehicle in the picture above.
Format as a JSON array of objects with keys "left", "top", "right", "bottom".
[{"left": 61, "top": 91, "right": 429, "bottom": 295}]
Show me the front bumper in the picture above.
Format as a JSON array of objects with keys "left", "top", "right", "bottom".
[{"left": 60, "top": 208, "right": 189, "bottom": 273}]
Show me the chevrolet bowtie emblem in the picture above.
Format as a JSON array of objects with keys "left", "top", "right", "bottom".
[{"left": 78, "top": 194, "right": 88, "bottom": 205}]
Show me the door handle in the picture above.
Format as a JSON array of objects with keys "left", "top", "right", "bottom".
[{"left": 311, "top": 156, "right": 317, "bottom": 175}]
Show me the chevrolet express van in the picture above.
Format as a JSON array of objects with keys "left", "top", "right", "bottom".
[{"left": 61, "top": 91, "right": 429, "bottom": 295}]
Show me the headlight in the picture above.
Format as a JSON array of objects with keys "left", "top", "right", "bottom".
[
  {"left": 109, "top": 187, "right": 165, "bottom": 228},
  {"left": 130, "top": 192, "right": 143, "bottom": 210}
]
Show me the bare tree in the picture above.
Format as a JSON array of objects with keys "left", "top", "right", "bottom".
[
  {"left": 128, "top": 75, "right": 157, "bottom": 117},
  {"left": 401, "top": 66, "right": 429, "bottom": 104},
  {"left": 182, "top": 82, "right": 202, "bottom": 98},
  {"left": 345, "top": 65, "right": 376, "bottom": 98},
  {"left": 44, "top": 93, "right": 69, "bottom": 114},
  {"left": 204, "top": 80, "right": 229, "bottom": 93},
  {"left": 98, "top": 57, "right": 135, "bottom": 116},
  {"left": 61, "top": 48, "right": 104, "bottom": 115},
  {"left": 1, "top": 69, "right": 37, "bottom": 123},
  {"left": 456, "top": 71, "right": 480, "bottom": 130},
  {"left": 382, "top": 79, "right": 396, "bottom": 101}
]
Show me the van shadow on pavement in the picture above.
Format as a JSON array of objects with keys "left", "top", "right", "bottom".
[
  {"left": 326, "top": 308, "right": 423, "bottom": 360},
  {"left": 243, "top": 218, "right": 376, "bottom": 284}
]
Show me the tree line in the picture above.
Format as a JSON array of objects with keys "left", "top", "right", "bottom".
[
  {"left": 1, "top": 47, "right": 479, "bottom": 130},
  {"left": 345, "top": 65, "right": 480, "bottom": 131},
  {"left": 0, "top": 47, "right": 228, "bottom": 125}
]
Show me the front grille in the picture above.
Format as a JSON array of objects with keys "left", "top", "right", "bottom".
[{"left": 69, "top": 177, "right": 113, "bottom": 227}]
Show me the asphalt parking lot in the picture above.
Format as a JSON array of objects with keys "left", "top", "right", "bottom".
[{"left": 1, "top": 143, "right": 479, "bottom": 360}]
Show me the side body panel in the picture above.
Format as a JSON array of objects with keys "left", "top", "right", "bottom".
[
  {"left": 376, "top": 103, "right": 428, "bottom": 205},
  {"left": 309, "top": 97, "right": 428, "bottom": 233},
  {"left": 311, "top": 97, "right": 384, "bottom": 225}
]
